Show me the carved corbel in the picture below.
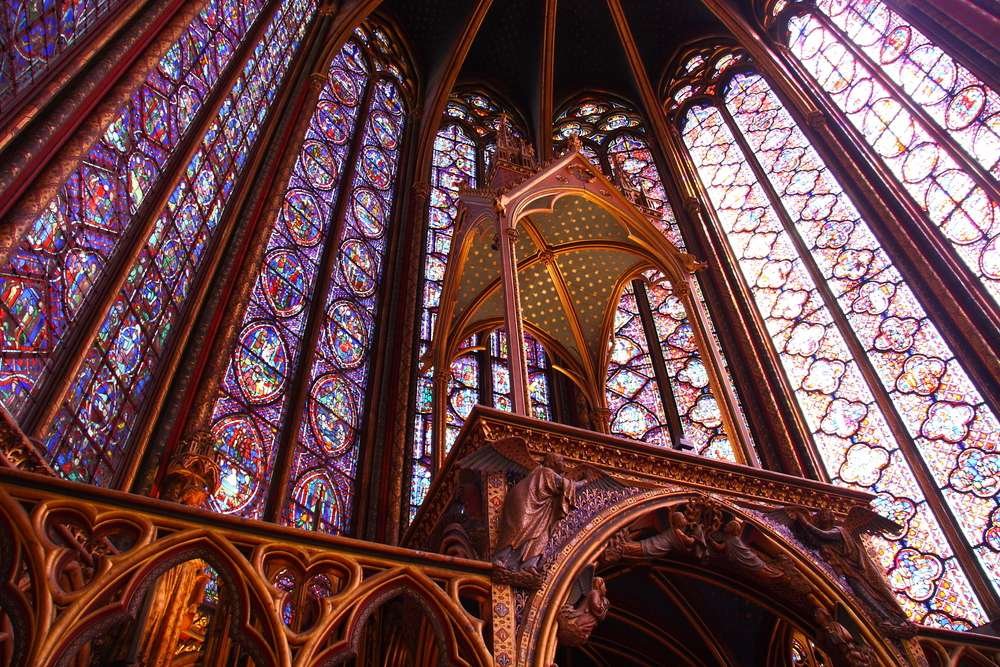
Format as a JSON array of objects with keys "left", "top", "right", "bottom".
[
  {"left": 555, "top": 566, "right": 608, "bottom": 648},
  {"left": 160, "top": 431, "right": 221, "bottom": 507}
]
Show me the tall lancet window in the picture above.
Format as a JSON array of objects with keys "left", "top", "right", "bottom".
[
  {"left": 667, "top": 44, "right": 998, "bottom": 627},
  {"left": 1, "top": 0, "right": 128, "bottom": 113},
  {"left": 410, "top": 91, "right": 553, "bottom": 516},
  {"left": 0, "top": 0, "right": 315, "bottom": 485},
  {"left": 768, "top": 0, "right": 999, "bottom": 303},
  {"left": 205, "top": 23, "right": 410, "bottom": 535},
  {"left": 553, "top": 97, "right": 753, "bottom": 463}
]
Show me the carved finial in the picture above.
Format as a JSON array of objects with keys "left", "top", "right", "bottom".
[
  {"left": 160, "top": 431, "right": 221, "bottom": 507},
  {"left": 566, "top": 134, "right": 583, "bottom": 154}
]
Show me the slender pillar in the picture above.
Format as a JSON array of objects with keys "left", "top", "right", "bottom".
[{"left": 497, "top": 221, "right": 531, "bottom": 416}]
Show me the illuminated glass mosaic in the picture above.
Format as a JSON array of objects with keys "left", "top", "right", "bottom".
[
  {"left": 671, "top": 45, "right": 994, "bottom": 625},
  {"left": 208, "top": 39, "right": 365, "bottom": 520},
  {"left": 1, "top": 0, "right": 269, "bottom": 418},
  {"left": 1, "top": 0, "right": 127, "bottom": 112},
  {"left": 42, "top": 0, "right": 315, "bottom": 486},
  {"left": 204, "top": 23, "right": 409, "bottom": 536},
  {"left": 779, "top": 0, "right": 999, "bottom": 303}
]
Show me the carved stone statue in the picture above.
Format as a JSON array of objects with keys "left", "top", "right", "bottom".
[
  {"left": 494, "top": 452, "right": 579, "bottom": 575},
  {"left": 556, "top": 567, "right": 609, "bottom": 647},
  {"left": 709, "top": 518, "right": 783, "bottom": 581},
  {"left": 813, "top": 604, "right": 877, "bottom": 667},
  {"left": 788, "top": 507, "right": 914, "bottom": 637},
  {"left": 606, "top": 509, "right": 698, "bottom": 560},
  {"left": 160, "top": 431, "right": 222, "bottom": 507}
]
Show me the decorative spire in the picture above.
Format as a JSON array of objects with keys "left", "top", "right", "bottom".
[{"left": 611, "top": 153, "right": 655, "bottom": 214}]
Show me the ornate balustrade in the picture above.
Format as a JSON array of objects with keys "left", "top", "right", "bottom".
[
  {"left": 0, "top": 465, "right": 492, "bottom": 666},
  {"left": 2, "top": 406, "right": 998, "bottom": 666}
]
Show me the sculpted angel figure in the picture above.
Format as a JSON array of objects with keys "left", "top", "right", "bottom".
[
  {"left": 494, "top": 452, "right": 581, "bottom": 573},
  {"left": 708, "top": 518, "right": 783, "bottom": 581},
  {"left": 610, "top": 509, "right": 698, "bottom": 559},
  {"left": 787, "top": 507, "right": 912, "bottom": 635},
  {"left": 557, "top": 567, "right": 609, "bottom": 647}
]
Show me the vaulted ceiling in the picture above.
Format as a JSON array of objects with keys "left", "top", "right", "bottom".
[{"left": 380, "top": 0, "right": 735, "bottom": 143}]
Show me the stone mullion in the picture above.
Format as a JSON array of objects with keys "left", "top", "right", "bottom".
[
  {"left": 262, "top": 70, "right": 378, "bottom": 525},
  {"left": 605, "top": 0, "right": 815, "bottom": 476},
  {"left": 133, "top": 3, "right": 338, "bottom": 496},
  {"left": 354, "top": 90, "right": 422, "bottom": 542},
  {"left": 631, "top": 279, "right": 687, "bottom": 450},
  {"left": 20, "top": 0, "right": 288, "bottom": 441},
  {"left": 718, "top": 101, "right": 1000, "bottom": 619},
  {"left": 0, "top": 0, "right": 200, "bottom": 263},
  {"left": 710, "top": 0, "right": 1000, "bottom": 409}
]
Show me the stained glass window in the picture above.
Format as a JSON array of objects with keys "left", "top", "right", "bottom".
[
  {"left": 204, "top": 23, "right": 409, "bottom": 536},
  {"left": 555, "top": 97, "right": 750, "bottom": 460},
  {"left": 1, "top": 0, "right": 271, "bottom": 419},
  {"left": 489, "top": 329, "right": 552, "bottom": 421},
  {"left": 670, "top": 46, "right": 997, "bottom": 627},
  {"left": 410, "top": 91, "right": 553, "bottom": 517},
  {"left": 774, "top": 0, "right": 999, "bottom": 303},
  {"left": 40, "top": 0, "right": 315, "bottom": 485},
  {"left": 208, "top": 37, "right": 366, "bottom": 520},
  {"left": 606, "top": 283, "right": 671, "bottom": 447},
  {"left": 1, "top": 0, "right": 127, "bottom": 112}
]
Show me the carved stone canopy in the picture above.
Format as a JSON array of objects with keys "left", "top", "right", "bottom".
[{"left": 428, "top": 148, "right": 703, "bottom": 418}]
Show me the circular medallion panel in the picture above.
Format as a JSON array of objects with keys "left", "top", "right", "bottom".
[
  {"left": 339, "top": 239, "right": 378, "bottom": 296},
  {"left": 211, "top": 414, "right": 265, "bottom": 513},
  {"left": 308, "top": 374, "right": 357, "bottom": 455},
  {"left": 351, "top": 188, "right": 384, "bottom": 237},
  {"left": 283, "top": 190, "right": 323, "bottom": 246},
  {"left": 236, "top": 323, "right": 288, "bottom": 403},
  {"left": 325, "top": 301, "right": 368, "bottom": 368},
  {"left": 361, "top": 146, "right": 392, "bottom": 189},
  {"left": 263, "top": 250, "right": 307, "bottom": 317}
]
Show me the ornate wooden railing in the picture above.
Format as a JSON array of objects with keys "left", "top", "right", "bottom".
[
  {"left": 0, "top": 464, "right": 492, "bottom": 666},
  {"left": 2, "top": 406, "right": 998, "bottom": 666}
]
